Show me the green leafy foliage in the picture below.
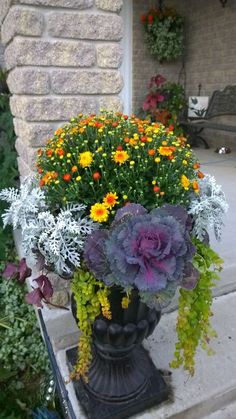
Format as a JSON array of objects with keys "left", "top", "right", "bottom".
[
  {"left": 141, "top": 8, "right": 185, "bottom": 62},
  {"left": 71, "top": 269, "right": 111, "bottom": 381},
  {"left": 170, "top": 239, "right": 223, "bottom": 375},
  {"left": 141, "top": 75, "right": 186, "bottom": 135},
  {"left": 0, "top": 266, "right": 53, "bottom": 416},
  {"left": 0, "top": 271, "right": 49, "bottom": 375}
]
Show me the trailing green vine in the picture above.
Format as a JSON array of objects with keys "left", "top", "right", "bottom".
[
  {"left": 71, "top": 269, "right": 111, "bottom": 382},
  {"left": 170, "top": 239, "right": 223, "bottom": 375}
]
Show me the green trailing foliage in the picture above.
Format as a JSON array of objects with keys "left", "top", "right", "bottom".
[
  {"left": 71, "top": 269, "right": 111, "bottom": 381},
  {"left": 170, "top": 239, "right": 223, "bottom": 375}
]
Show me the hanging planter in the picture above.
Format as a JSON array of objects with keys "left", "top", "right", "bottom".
[{"left": 140, "top": 6, "right": 185, "bottom": 62}]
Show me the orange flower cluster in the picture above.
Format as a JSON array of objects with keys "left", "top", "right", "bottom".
[{"left": 36, "top": 111, "right": 201, "bottom": 223}]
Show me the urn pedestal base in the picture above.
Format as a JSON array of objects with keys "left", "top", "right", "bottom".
[{"left": 66, "top": 345, "right": 169, "bottom": 419}]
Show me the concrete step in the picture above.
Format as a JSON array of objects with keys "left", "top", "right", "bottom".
[{"left": 56, "top": 292, "right": 236, "bottom": 418}]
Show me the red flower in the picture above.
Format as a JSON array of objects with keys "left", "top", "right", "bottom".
[
  {"left": 153, "top": 186, "right": 160, "bottom": 193},
  {"left": 117, "top": 145, "right": 123, "bottom": 151},
  {"left": 46, "top": 149, "right": 53, "bottom": 157},
  {"left": 148, "top": 14, "right": 154, "bottom": 24},
  {"left": 93, "top": 172, "right": 101, "bottom": 181},
  {"left": 63, "top": 173, "right": 72, "bottom": 182},
  {"left": 140, "top": 14, "right": 146, "bottom": 23},
  {"left": 57, "top": 148, "right": 65, "bottom": 156}
]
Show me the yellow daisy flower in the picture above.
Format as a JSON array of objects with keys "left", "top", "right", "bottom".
[
  {"left": 181, "top": 175, "right": 190, "bottom": 190},
  {"left": 79, "top": 151, "right": 93, "bottom": 168},
  {"left": 90, "top": 203, "right": 109, "bottom": 222}
]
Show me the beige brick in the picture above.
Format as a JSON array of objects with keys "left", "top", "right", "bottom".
[
  {"left": 1, "top": 6, "right": 44, "bottom": 44},
  {"left": 17, "top": 156, "right": 34, "bottom": 178},
  {"left": 5, "top": 38, "right": 95, "bottom": 70},
  {"left": 95, "top": 0, "right": 123, "bottom": 12},
  {"left": 96, "top": 44, "right": 123, "bottom": 68},
  {"left": 15, "top": 137, "right": 37, "bottom": 167},
  {"left": 10, "top": 96, "right": 97, "bottom": 121},
  {"left": 7, "top": 68, "right": 50, "bottom": 95},
  {"left": 0, "top": 0, "right": 11, "bottom": 25},
  {"left": 47, "top": 12, "right": 123, "bottom": 41},
  {"left": 98, "top": 96, "right": 123, "bottom": 112},
  {"left": 51, "top": 69, "right": 123, "bottom": 94},
  {"left": 17, "top": 0, "right": 93, "bottom": 7},
  {"left": 13, "top": 119, "right": 59, "bottom": 147}
]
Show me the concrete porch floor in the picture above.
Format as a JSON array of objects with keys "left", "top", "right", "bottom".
[{"left": 54, "top": 148, "right": 236, "bottom": 418}]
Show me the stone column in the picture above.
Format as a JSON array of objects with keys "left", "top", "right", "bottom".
[{"left": 1, "top": 0, "right": 124, "bottom": 177}]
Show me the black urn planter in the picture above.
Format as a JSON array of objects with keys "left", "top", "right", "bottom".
[{"left": 67, "top": 287, "right": 169, "bottom": 419}]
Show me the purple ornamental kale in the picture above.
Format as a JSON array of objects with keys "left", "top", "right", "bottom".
[
  {"left": 83, "top": 229, "right": 110, "bottom": 280},
  {"left": 105, "top": 205, "right": 198, "bottom": 293},
  {"left": 113, "top": 203, "right": 147, "bottom": 225}
]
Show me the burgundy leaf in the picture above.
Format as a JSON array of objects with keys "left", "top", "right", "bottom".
[
  {"left": 18, "top": 258, "right": 32, "bottom": 283},
  {"left": 25, "top": 288, "right": 44, "bottom": 308},
  {"left": 2, "top": 263, "right": 19, "bottom": 279},
  {"left": 34, "top": 275, "right": 53, "bottom": 299}
]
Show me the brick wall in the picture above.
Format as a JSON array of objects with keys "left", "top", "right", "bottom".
[
  {"left": 133, "top": 0, "right": 236, "bottom": 148},
  {"left": 0, "top": 43, "right": 5, "bottom": 68},
  {"left": 1, "top": 0, "right": 124, "bottom": 176}
]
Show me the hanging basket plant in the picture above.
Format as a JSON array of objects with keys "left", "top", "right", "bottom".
[{"left": 140, "top": 7, "right": 185, "bottom": 62}]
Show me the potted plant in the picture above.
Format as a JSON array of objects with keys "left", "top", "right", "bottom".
[
  {"left": 0, "top": 111, "right": 228, "bottom": 417},
  {"left": 140, "top": 7, "right": 185, "bottom": 62},
  {"left": 142, "top": 74, "right": 186, "bottom": 134}
]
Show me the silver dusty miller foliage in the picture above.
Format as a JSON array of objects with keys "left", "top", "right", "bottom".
[
  {"left": 0, "top": 176, "right": 46, "bottom": 229},
  {"left": 188, "top": 174, "right": 228, "bottom": 241},
  {"left": 0, "top": 177, "right": 96, "bottom": 275}
]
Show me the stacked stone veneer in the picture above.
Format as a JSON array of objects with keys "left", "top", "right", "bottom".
[{"left": 1, "top": 0, "right": 124, "bottom": 176}]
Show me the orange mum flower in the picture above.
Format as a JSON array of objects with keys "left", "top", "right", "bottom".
[
  {"left": 113, "top": 150, "right": 129, "bottom": 165},
  {"left": 40, "top": 171, "right": 58, "bottom": 186},
  {"left": 103, "top": 192, "right": 118, "bottom": 209},
  {"left": 197, "top": 170, "right": 204, "bottom": 179},
  {"left": 192, "top": 180, "right": 199, "bottom": 193},
  {"left": 148, "top": 149, "right": 155, "bottom": 156},
  {"left": 158, "top": 146, "right": 173, "bottom": 157}
]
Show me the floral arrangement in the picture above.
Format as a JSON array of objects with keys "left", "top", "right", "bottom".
[
  {"left": 0, "top": 111, "right": 228, "bottom": 380},
  {"left": 140, "top": 7, "right": 184, "bottom": 62},
  {"left": 142, "top": 74, "right": 186, "bottom": 132}
]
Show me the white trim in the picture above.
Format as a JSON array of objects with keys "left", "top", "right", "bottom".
[{"left": 119, "top": 0, "right": 133, "bottom": 115}]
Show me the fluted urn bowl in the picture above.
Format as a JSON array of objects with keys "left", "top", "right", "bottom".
[{"left": 71, "top": 286, "right": 161, "bottom": 403}]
